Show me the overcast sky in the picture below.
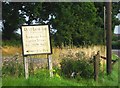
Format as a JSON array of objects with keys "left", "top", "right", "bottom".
[
  {"left": 116, "top": 13, "right": 120, "bottom": 20},
  {"left": 0, "top": 20, "right": 2, "bottom": 31}
]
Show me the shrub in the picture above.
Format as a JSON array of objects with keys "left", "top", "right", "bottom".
[
  {"left": 60, "top": 52, "right": 94, "bottom": 79},
  {"left": 61, "top": 58, "right": 74, "bottom": 78},
  {"left": 112, "top": 41, "right": 120, "bottom": 49},
  {"left": 2, "top": 40, "right": 21, "bottom": 46},
  {"left": 112, "top": 35, "right": 120, "bottom": 41},
  {"left": 33, "top": 69, "right": 50, "bottom": 79}
]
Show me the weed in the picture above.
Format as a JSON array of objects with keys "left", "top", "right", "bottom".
[{"left": 60, "top": 51, "right": 94, "bottom": 79}]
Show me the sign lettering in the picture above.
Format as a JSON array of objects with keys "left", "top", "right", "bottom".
[{"left": 21, "top": 25, "right": 51, "bottom": 55}]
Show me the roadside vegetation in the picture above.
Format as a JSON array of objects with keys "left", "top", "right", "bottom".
[
  {"left": 2, "top": 44, "right": 119, "bottom": 86},
  {"left": 1, "top": 2, "right": 120, "bottom": 87},
  {"left": 112, "top": 35, "right": 120, "bottom": 49},
  {"left": 2, "top": 56, "right": 118, "bottom": 86}
]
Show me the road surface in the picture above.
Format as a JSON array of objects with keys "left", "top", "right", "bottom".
[{"left": 112, "top": 49, "right": 120, "bottom": 57}]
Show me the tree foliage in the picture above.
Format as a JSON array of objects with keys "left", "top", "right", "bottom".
[
  {"left": 43, "top": 2, "right": 103, "bottom": 46},
  {"left": 2, "top": 2, "right": 120, "bottom": 46},
  {"left": 2, "top": 2, "right": 22, "bottom": 40},
  {"left": 2, "top": 2, "right": 42, "bottom": 40}
]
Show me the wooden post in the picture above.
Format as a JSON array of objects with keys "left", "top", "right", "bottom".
[
  {"left": 24, "top": 56, "right": 29, "bottom": 79},
  {"left": 94, "top": 51, "right": 100, "bottom": 81},
  {"left": 0, "top": 1, "right": 2, "bottom": 20},
  {"left": 106, "top": 1, "right": 112, "bottom": 75},
  {"left": 104, "top": 6, "right": 106, "bottom": 45},
  {"left": 47, "top": 54, "right": 53, "bottom": 77}
]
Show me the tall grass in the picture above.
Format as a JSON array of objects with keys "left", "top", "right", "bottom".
[
  {"left": 2, "top": 53, "right": 119, "bottom": 86},
  {"left": 0, "top": 78, "right": 1, "bottom": 88},
  {"left": 2, "top": 45, "right": 106, "bottom": 68},
  {"left": 2, "top": 45, "right": 106, "bottom": 57},
  {"left": 2, "top": 46, "right": 22, "bottom": 56},
  {"left": 52, "top": 45, "right": 106, "bottom": 59},
  {"left": 2, "top": 61, "right": 118, "bottom": 86},
  {"left": 98, "top": 62, "right": 118, "bottom": 86},
  {"left": 2, "top": 45, "right": 118, "bottom": 86}
]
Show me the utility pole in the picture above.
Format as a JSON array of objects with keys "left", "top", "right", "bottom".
[
  {"left": 0, "top": 1, "right": 1, "bottom": 20},
  {"left": 106, "top": 1, "right": 112, "bottom": 75},
  {"left": 104, "top": 6, "right": 106, "bottom": 45}
]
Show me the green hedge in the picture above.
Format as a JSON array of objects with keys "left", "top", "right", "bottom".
[
  {"left": 112, "top": 41, "right": 120, "bottom": 49},
  {"left": 112, "top": 35, "right": 120, "bottom": 41},
  {"left": 2, "top": 40, "right": 21, "bottom": 46}
]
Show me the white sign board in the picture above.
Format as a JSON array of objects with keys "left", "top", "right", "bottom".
[{"left": 21, "top": 25, "right": 52, "bottom": 55}]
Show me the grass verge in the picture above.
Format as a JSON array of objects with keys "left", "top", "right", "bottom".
[
  {"left": 2, "top": 61, "right": 118, "bottom": 87},
  {"left": 2, "top": 76, "right": 82, "bottom": 86}
]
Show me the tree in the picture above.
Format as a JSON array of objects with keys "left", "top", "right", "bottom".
[
  {"left": 2, "top": 2, "right": 119, "bottom": 46},
  {"left": 112, "top": 2, "right": 120, "bottom": 31},
  {"left": 2, "top": 2, "right": 22, "bottom": 40},
  {"left": 45, "top": 2, "right": 101, "bottom": 46},
  {"left": 94, "top": 2, "right": 120, "bottom": 31},
  {"left": 2, "top": 2, "right": 42, "bottom": 40}
]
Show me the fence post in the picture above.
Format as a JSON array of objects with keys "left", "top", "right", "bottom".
[
  {"left": 47, "top": 54, "right": 53, "bottom": 77},
  {"left": 94, "top": 51, "right": 100, "bottom": 81},
  {"left": 24, "top": 56, "right": 29, "bottom": 79}
]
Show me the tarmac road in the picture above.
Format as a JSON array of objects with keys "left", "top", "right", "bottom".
[{"left": 112, "top": 49, "right": 120, "bottom": 57}]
